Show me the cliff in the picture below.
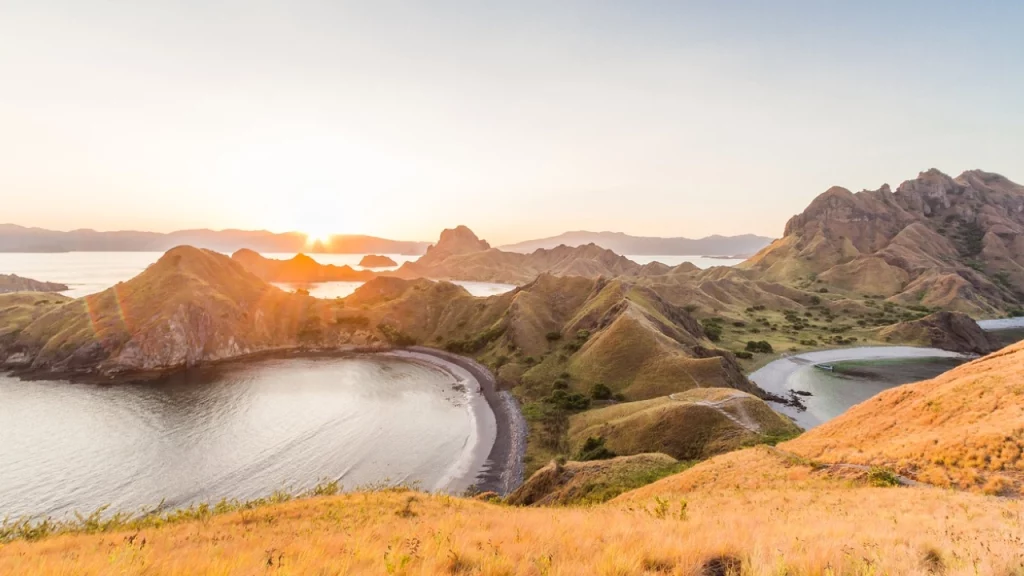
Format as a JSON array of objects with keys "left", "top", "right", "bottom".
[{"left": 741, "top": 169, "right": 1024, "bottom": 315}]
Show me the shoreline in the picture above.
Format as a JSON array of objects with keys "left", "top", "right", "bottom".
[
  {"left": 4, "top": 343, "right": 527, "bottom": 497},
  {"left": 750, "top": 346, "right": 968, "bottom": 429},
  {"left": 405, "top": 347, "right": 526, "bottom": 495}
]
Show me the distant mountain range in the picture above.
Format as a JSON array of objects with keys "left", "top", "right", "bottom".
[
  {"left": 498, "top": 231, "right": 774, "bottom": 256},
  {"left": 0, "top": 225, "right": 430, "bottom": 255}
]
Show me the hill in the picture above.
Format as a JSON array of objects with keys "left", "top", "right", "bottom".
[
  {"left": 567, "top": 388, "right": 800, "bottom": 461},
  {"left": 231, "top": 249, "right": 376, "bottom": 282},
  {"left": 0, "top": 224, "right": 429, "bottom": 254},
  {"left": 393, "top": 226, "right": 650, "bottom": 284},
  {"left": 506, "top": 453, "right": 685, "bottom": 506},
  {"left": 0, "top": 274, "right": 69, "bottom": 294},
  {"left": 0, "top": 247, "right": 375, "bottom": 374},
  {"left": 499, "top": 230, "right": 773, "bottom": 256},
  {"left": 741, "top": 169, "right": 1024, "bottom": 316},
  {"left": 782, "top": 339, "right": 1024, "bottom": 495},
  {"left": 358, "top": 254, "right": 397, "bottom": 268}
]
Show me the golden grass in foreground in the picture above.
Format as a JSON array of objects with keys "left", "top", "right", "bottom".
[
  {"left": 784, "top": 340, "right": 1024, "bottom": 495},
  {"left": 3, "top": 447, "right": 1023, "bottom": 575}
]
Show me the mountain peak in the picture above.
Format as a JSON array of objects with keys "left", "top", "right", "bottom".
[{"left": 428, "top": 225, "right": 491, "bottom": 258}]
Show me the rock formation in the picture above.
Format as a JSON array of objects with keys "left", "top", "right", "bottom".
[
  {"left": 741, "top": 169, "right": 1024, "bottom": 315},
  {"left": 232, "top": 249, "right": 376, "bottom": 282},
  {"left": 879, "top": 311, "right": 1001, "bottom": 355},
  {"left": 358, "top": 254, "right": 397, "bottom": 268},
  {"left": 0, "top": 274, "right": 69, "bottom": 294}
]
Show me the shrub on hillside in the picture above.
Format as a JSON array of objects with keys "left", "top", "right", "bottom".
[
  {"left": 545, "top": 389, "right": 590, "bottom": 411},
  {"left": 575, "top": 436, "right": 616, "bottom": 461},
  {"left": 745, "top": 340, "right": 774, "bottom": 354},
  {"left": 546, "top": 331, "right": 562, "bottom": 342},
  {"left": 590, "top": 383, "right": 613, "bottom": 400}
]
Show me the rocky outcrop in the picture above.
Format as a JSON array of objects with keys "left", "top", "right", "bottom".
[
  {"left": 358, "top": 254, "right": 397, "bottom": 268},
  {"left": 3, "top": 247, "right": 378, "bottom": 375},
  {"left": 232, "top": 249, "right": 376, "bottom": 283},
  {"left": 394, "top": 226, "right": 653, "bottom": 284},
  {"left": 741, "top": 169, "right": 1024, "bottom": 315},
  {"left": 879, "top": 311, "right": 1000, "bottom": 355},
  {"left": 0, "top": 274, "right": 69, "bottom": 294}
]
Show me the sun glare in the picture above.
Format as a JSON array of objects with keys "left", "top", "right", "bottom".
[{"left": 305, "top": 230, "right": 332, "bottom": 247}]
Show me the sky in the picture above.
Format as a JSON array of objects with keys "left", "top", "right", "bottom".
[{"left": 1, "top": 1, "right": 1022, "bottom": 245}]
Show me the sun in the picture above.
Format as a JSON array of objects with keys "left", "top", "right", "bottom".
[{"left": 304, "top": 229, "right": 333, "bottom": 247}]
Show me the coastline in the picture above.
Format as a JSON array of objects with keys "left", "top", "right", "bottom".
[
  {"left": 4, "top": 343, "right": 527, "bottom": 497},
  {"left": 405, "top": 347, "right": 526, "bottom": 495},
  {"left": 750, "top": 346, "right": 968, "bottom": 428}
]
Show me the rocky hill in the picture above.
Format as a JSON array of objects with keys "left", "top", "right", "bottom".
[
  {"left": 782, "top": 339, "right": 1024, "bottom": 494},
  {"left": 878, "top": 310, "right": 1000, "bottom": 354},
  {"left": 499, "top": 230, "right": 773, "bottom": 256},
  {"left": 393, "top": 225, "right": 649, "bottom": 284},
  {"left": 358, "top": 254, "right": 397, "bottom": 268},
  {"left": 0, "top": 274, "right": 69, "bottom": 294},
  {"left": 741, "top": 169, "right": 1024, "bottom": 315},
  {"left": 231, "top": 249, "right": 376, "bottom": 283},
  {"left": 0, "top": 247, "right": 374, "bottom": 374}
]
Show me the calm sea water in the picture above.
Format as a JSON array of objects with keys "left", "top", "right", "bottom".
[
  {"left": 0, "top": 354, "right": 492, "bottom": 520},
  {"left": 758, "top": 356, "right": 968, "bottom": 429},
  {"left": 0, "top": 252, "right": 738, "bottom": 299}
]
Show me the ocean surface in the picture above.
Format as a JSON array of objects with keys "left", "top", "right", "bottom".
[
  {"left": 0, "top": 354, "right": 493, "bottom": 520},
  {"left": 0, "top": 252, "right": 741, "bottom": 299},
  {"left": 750, "top": 348, "right": 971, "bottom": 429}
]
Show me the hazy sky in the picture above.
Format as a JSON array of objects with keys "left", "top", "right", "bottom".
[{"left": 2, "top": 1, "right": 1022, "bottom": 244}]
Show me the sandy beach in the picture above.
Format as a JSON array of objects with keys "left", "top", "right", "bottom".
[{"left": 401, "top": 347, "right": 527, "bottom": 495}]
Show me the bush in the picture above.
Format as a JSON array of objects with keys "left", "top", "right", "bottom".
[
  {"left": 701, "top": 320, "right": 722, "bottom": 342},
  {"left": 377, "top": 323, "right": 417, "bottom": 347},
  {"left": 552, "top": 378, "right": 569, "bottom": 390},
  {"left": 612, "top": 393, "right": 627, "bottom": 402},
  {"left": 867, "top": 466, "right": 901, "bottom": 487},
  {"left": 545, "top": 331, "right": 562, "bottom": 342},
  {"left": 734, "top": 351, "right": 753, "bottom": 360},
  {"left": 818, "top": 288, "right": 829, "bottom": 293},
  {"left": 575, "top": 436, "right": 616, "bottom": 461},
  {"left": 575, "top": 329, "right": 591, "bottom": 341},
  {"left": 590, "top": 383, "right": 613, "bottom": 400},
  {"left": 545, "top": 389, "right": 590, "bottom": 411},
  {"left": 745, "top": 340, "right": 774, "bottom": 354}
]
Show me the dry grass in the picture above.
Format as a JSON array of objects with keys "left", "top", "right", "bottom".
[
  {"left": 4, "top": 447, "right": 1023, "bottom": 575},
  {"left": 784, "top": 340, "right": 1024, "bottom": 494},
  {"left": 568, "top": 389, "right": 800, "bottom": 460}
]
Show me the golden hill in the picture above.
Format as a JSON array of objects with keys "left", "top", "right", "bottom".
[
  {"left": 231, "top": 248, "right": 376, "bottom": 282},
  {"left": 506, "top": 453, "right": 685, "bottom": 506},
  {"left": 741, "top": 169, "right": 1024, "bottom": 316},
  {"left": 0, "top": 247, "right": 345, "bottom": 374},
  {"left": 781, "top": 340, "right": 1024, "bottom": 495},
  {"left": 0, "top": 274, "right": 68, "bottom": 294},
  {"left": 393, "top": 225, "right": 649, "bottom": 284},
  {"left": 3, "top": 446, "right": 1022, "bottom": 575},
  {"left": 567, "top": 388, "right": 800, "bottom": 461}
]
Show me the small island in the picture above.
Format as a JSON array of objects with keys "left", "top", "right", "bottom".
[
  {"left": 0, "top": 273, "right": 69, "bottom": 294},
  {"left": 359, "top": 254, "right": 398, "bottom": 268}
]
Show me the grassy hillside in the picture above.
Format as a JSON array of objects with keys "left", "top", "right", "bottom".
[
  {"left": 506, "top": 453, "right": 687, "bottom": 506},
  {"left": 783, "top": 340, "right": 1024, "bottom": 495},
  {"left": 568, "top": 389, "right": 800, "bottom": 461},
  {"left": 3, "top": 448, "right": 1022, "bottom": 574}
]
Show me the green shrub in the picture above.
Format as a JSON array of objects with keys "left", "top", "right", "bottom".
[
  {"left": 701, "top": 320, "right": 722, "bottom": 342},
  {"left": 545, "top": 389, "right": 590, "bottom": 411},
  {"left": 734, "top": 351, "right": 753, "bottom": 360},
  {"left": 546, "top": 331, "right": 562, "bottom": 342},
  {"left": 575, "top": 436, "right": 616, "bottom": 461},
  {"left": 809, "top": 295, "right": 822, "bottom": 305},
  {"left": 575, "top": 329, "right": 591, "bottom": 341},
  {"left": 867, "top": 466, "right": 901, "bottom": 487},
  {"left": 590, "top": 383, "right": 613, "bottom": 400},
  {"left": 745, "top": 340, "right": 774, "bottom": 354}
]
